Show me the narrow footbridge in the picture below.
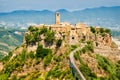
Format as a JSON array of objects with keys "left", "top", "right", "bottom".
[{"left": 69, "top": 47, "right": 86, "bottom": 80}]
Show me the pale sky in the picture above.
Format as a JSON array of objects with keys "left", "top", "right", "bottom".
[{"left": 0, "top": 0, "right": 120, "bottom": 12}]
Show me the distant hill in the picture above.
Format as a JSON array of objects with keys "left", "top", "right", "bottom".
[
  {"left": 0, "top": 6, "right": 120, "bottom": 29},
  {"left": 0, "top": 27, "right": 25, "bottom": 59}
]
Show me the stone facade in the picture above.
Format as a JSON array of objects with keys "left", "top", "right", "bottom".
[
  {"left": 28, "top": 12, "right": 112, "bottom": 46},
  {"left": 47, "top": 12, "right": 91, "bottom": 44}
]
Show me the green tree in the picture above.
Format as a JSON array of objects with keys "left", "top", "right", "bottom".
[
  {"left": 28, "top": 26, "right": 38, "bottom": 32},
  {"left": 44, "top": 53, "right": 53, "bottom": 67},
  {"left": 56, "top": 39, "right": 62, "bottom": 48},
  {"left": 86, "top": 44, "right": 94, "bottom": 53},
  {"left": 39, "top": 26, "right": 48, "bottom": 34},
  {"left": 36, "top": 44, "right": 52, "bottom": 59},
  {"left": 100, "top": 28, "right": 104, "bottom": 33},
  {"left": 90, "top": 26, "right": 96, "bottom": 33},
  {"left": 25, "top": 34, "right": 35, "bottom": 45},
  {"left": 105, "top": 29, "right": 111, "bottom": 34},
  {"left": 44, "top": 30, "right": 55, "bottom": 46}
]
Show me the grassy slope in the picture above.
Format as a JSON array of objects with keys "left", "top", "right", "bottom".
[
  {"left": 74, "top": 43, "right": 120, "bottom": 80},
  {"left": 0, "top": 41, "right": 74, "bottom": 80}
]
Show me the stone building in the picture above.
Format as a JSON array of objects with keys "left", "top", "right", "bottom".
[
  {"left": 49, "top": 12, "right": 91, "bottom": 44},
  {"left": 26, "top": 12, "right": 112, "bottom": 46}
]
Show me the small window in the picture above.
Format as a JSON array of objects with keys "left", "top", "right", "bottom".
[
  {"left": 72, "top": 37, "right": 74, "bottom": 39},
  {"left": 57, "top": 13, "right": 59, "bottom": 16}
]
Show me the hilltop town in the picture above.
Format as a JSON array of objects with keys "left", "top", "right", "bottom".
[
  {"left": 25, "top": 12, "right": 112, "bottom": 47},
  {"left": 0, "top": 12, "right": 120, "bottom": 80}
]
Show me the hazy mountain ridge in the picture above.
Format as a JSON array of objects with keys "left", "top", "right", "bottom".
[{"left": 0, "top": 6, "right": 120, "bottom": 29}]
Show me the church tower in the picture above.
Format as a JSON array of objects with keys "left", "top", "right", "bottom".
[{"left": 55, "top": 12, "right": 60, "bottom": 25}]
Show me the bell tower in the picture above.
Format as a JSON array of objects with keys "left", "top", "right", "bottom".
[{"left": 55, "top": 12, "right": 60, "bottom": 25}]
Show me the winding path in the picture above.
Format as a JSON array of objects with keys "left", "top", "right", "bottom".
[{"left": 69, "top": 47, "right": 86, "bottom": 80}]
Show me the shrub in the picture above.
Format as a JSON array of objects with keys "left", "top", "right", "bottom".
[
  {"left": 116, "top": 61, "right": 120, "bottom": 79},
  {"left": 96, "top": 54, "right": 116, "bottom": 75},
  {"left": 53, "top": 56, "right": 61, "bottom": 62},
  {"left": 82, "top": 41, "right": 94, "bottom": 53},
  {"left": 28, "top": 51, "right": 35, "bottom": 59},
  {"left": 81, "top": 47, "right": 86, "bottom": 53},
  {"left": 86, "top": 44, "right": 94, "bottom": 53},
  {"left": 87, "top": 41, "right": 93, "bottom": 45},
  {"left": 36, "top": 44, "right": 52, "bottom": 59},
  {"left": 105, "top": 29, "right": 111, "bottom": 34},
  {"left": 28, "top": 26, "right": 38, "bottom": 32},
  {"left": 35, "top": 59, "right": 40, "bottom": 65},
  {"left": 26, "top": 26, "right": 50, "bottom": 46},
  {"left": 44, "top": 30, "right": 55, "bottom": 46},
  {"left": 44, "top": 53, "right": 53, "bottom": 67},
  {"left": 117, "top": 60, "right": 120, "bottom": 64},
  {"left": 25, "top": 34, "right": 36, "bottom": 45},
  {"left": 71, "top": 45, "right": 77, "bottom": 51},
  {"left": 81, "top": 38, "right": 85, "bottom": 43},
  {"left": 90, "top": 26, "right": 96, "bottom": 33},
  {"left": 18, "top": 75, "right": 26, "bottom": 80},
  {"left": 33, "top": 31, "right": 40, "bottom": 42},
  {"left": 79, "top": 57, "right": 97, "bottom": 79},
  {"left": 39, "top": 26, "right": 48, "bottom": 34},
  {"left": 0, "top": 73, "right": 10, "bottom": 80},
  {"left": 2, "top": 52, "right": 12, "bottom": 62},
  {"left": 3, "top": 50, "right": 26, "bottom": 74},
  {"left": 11, "top": 75, "right": 17, "bottom": 80},
  {"left": 46, "top": 65, "right": 63, "bottom": 79},
  {"left": 100, "top": 28, "right": 104, "bottom": 33},
  {"left": 56, "top": 39, "right": 62, "bottom": 48},
  {"left": 116, "top": 67, "right": 120, "bottom": 79}
]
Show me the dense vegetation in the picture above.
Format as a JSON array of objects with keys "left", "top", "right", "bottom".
[
  {"left": 36, "top": 44, "right": 52, "bottom": 59},
  {"left": 25, "top": 26, "right": 55, "bottom": 47},
  {"left": 90, "top": 26, "right": 120, "bottom": 41},
  {"left": 90, "top": 26, "right": 111, "bottom": 34}
]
